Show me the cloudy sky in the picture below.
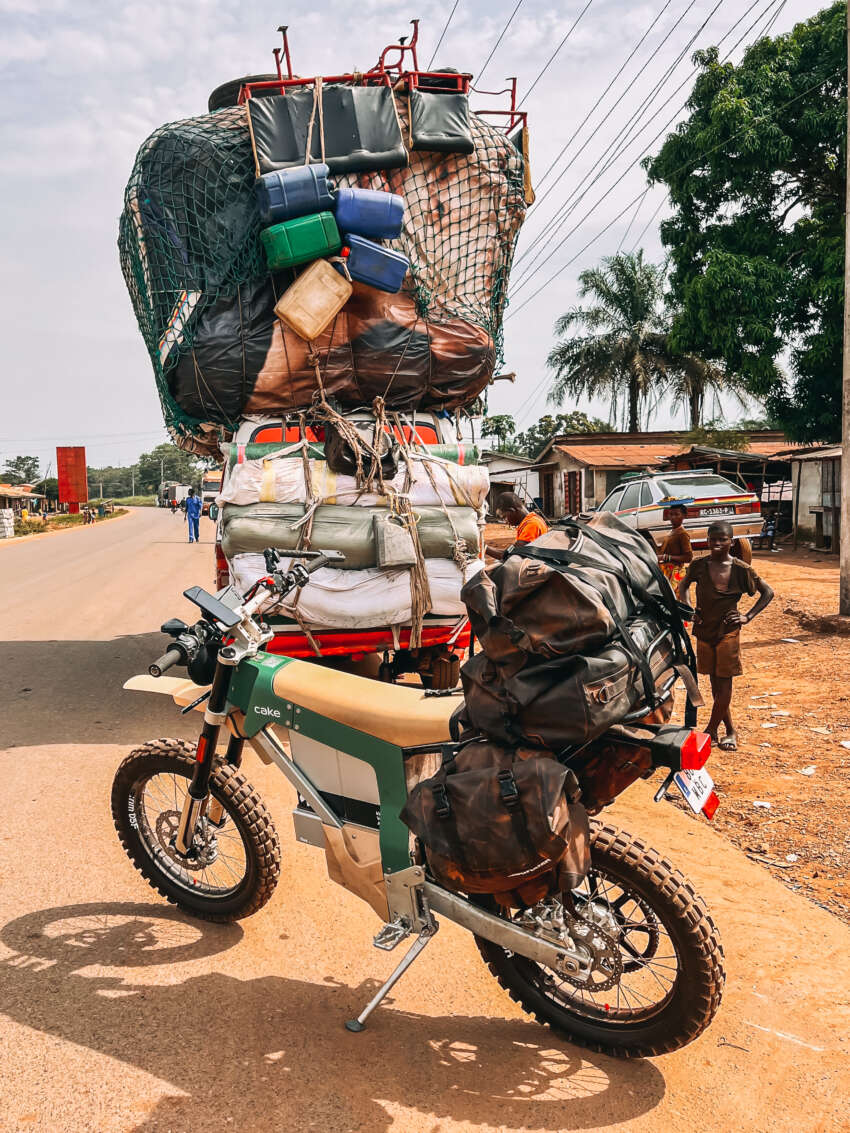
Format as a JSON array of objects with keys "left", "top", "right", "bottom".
[{"left": 0, "top": 0, "right": 827, "bottom": 472}]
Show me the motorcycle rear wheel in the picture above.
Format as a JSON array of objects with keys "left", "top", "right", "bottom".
[
  {"left": 475, "top": 822, "right": 725, "bottom": 1058},
  {"left": 111, "top": 739, "right": 280, "bottom": 922}
]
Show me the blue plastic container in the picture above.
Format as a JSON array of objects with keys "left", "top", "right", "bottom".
[
  {"left": 332, "top": 187, "right": 404, "bottom": 240},
  {"left": 337, "top": 234, "right": 410, "bottom": 293},
  {"left": 255, "top": 164, "right": 334, "bottom": 224}
]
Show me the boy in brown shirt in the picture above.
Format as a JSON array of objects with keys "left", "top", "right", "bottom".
[{"left": 677, "top": 520, "right": 774, "bottom": 750}]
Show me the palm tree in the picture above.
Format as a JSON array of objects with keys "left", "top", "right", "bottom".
[{"left": 546, "top": 251, "right": 738, "bottom": 431}]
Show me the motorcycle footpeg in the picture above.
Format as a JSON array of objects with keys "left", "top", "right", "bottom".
[{"left": 372, "top": 917, "right": 412, "bottom": 951}]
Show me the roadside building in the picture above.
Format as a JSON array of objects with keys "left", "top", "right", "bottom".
[
  {"left": 480, "top": 451, "right": 540, "bottom": 515},
  {"left": 0, "top": 484, "right": 47, "bottom": 513},
  {"left": 783, "top": 445, "right": 841, "bottom": 550},
  {"left": 527, "top": 430, "right": 794, "bottom": 520}
]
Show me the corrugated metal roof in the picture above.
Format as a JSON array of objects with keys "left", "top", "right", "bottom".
[
  {"left": 789, "top": 445, "right": 841, "bottom": 462},
  {"left": 0, "top": 484, "right": 46, "bottom": 499},
  {"left": 554, "top": 443, "right": 678, "bottom": 469},
  {"left": 555, "top": 439, "right": 797, "bottom": 469}
]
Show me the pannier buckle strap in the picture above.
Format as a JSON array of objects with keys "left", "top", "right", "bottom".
[
  {"left": 431, "top": 783, "right": 451, "bottom": 819},
  {"left": 497, "top": 769, "right": 520, "bottom": 808}
]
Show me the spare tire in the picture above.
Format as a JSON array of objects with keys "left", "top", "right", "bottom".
[{"left": 208, "top": 74, "right": 281, "bottom": 113}]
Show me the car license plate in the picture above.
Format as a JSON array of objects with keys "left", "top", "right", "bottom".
[
  {"left": 702, "top": 506, "right": 734, "bottom": 517},
  {"left": 673, "top": 768, "right": 715, "bottom": 814}
]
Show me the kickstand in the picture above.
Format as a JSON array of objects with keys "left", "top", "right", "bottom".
[{"left": 345, "top": 928, "right": 436, "bottom": 1033}]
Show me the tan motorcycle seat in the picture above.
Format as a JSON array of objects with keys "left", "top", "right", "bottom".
[{"left": 272, "top": 659, "right": 458, "bottom": 747}]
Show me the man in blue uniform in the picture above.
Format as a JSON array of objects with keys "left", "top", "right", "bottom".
[{"left": 185, "top": 488, "right": 202, "bottom": 544}]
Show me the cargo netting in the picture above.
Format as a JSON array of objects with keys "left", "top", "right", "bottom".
[{"left": 118, "top": 97, "right": 526, "bottom": 452}]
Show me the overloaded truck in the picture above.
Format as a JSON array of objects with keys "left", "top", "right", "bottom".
[{"left": 119, "top": 22, "right": 531, "bottom": 683}]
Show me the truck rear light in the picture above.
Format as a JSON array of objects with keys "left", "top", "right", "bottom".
[
  {"left": 215, "top": 544, "right": 230, "bottom": 590},
  {"left": 680, "top": 730, "right": 711, "bottom": 770},
  {"left": 735, "top": 501, "right": 761, "bottom": 514}
]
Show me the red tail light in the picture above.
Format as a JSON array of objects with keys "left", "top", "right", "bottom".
[
  {"left": 681, "top": 730, "right": 711, "bottom": 770},
  {"left": 735, "top": 501, "right": 761, "bottom": 514}
]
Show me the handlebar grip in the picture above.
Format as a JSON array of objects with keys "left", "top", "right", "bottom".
[{"left": 149, "top": 647, "right": 184, "bottom": 678}]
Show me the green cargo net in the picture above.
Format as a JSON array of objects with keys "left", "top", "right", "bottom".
[{"left": 118, "top": 99, "right": 526, "bottom": 450}]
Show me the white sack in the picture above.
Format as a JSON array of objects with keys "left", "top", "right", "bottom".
[
  {"left": 218, "top": 453, "right": 489, "bottom": 510},
  {"left": 229, "top": 554, "right": 483, "bottom": 629}
]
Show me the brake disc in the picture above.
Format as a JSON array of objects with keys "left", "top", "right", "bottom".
[{"left": 155, "top": 811, "right": 219, "bottom": 871}]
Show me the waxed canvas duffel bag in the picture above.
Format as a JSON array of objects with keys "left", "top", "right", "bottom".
[
  {"left": 462, "top": 513, "right": 689, "bottom": 676},
  {"left": 452, "top": 613, "right": 677, "bottom": 752},
  {"left": 400, "top": 738, "right": 590, "bottom": 905}
]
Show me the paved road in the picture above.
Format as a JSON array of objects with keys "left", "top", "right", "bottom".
[{"left": 0, "top": 509, "right": 848, "bottom": 1132}]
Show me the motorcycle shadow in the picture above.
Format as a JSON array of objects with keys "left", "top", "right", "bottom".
[{"left": 0, "top": 901, "right": 666, "bottom": 1132}]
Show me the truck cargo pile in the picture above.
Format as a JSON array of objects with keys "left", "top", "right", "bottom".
[{"left": 118, "top": 24, "right": 530, "bottom": 651}]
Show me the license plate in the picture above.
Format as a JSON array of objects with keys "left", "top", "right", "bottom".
[
  {"left": 702, "top": 506, "right": 734, "bottom": 517},
  {"left": 673, "top": 768, "right": 715, "bottom": 814}
]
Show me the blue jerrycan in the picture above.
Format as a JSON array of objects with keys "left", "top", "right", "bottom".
[
  {"left": 333, "top": 187, "right": 404, "bottom": 240},
  {"left": 337, "top": 234, "right": 410, "bottom": 293},
  {"left": 255, "top": 164, "right": 334, "bottom": 224}
]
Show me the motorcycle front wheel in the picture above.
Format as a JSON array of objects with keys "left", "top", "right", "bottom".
[
  {"left": 111, "top": 739, "right": 280, "bottom": 922},
  {"left": 475, "top": 823, "right": 725, "bottom": 1058}
]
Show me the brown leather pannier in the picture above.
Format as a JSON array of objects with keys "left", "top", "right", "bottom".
[{"left": 400, "top": 739, "right": 590, "bottom": 905}]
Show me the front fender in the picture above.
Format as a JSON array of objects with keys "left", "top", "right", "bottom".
[{"left": 123, "top": 674, "right": 210, "bottom": 712}]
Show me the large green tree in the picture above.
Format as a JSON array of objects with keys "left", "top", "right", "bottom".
[
  {"left": 3, "top": 455, "right": 40, "bottom": 484},
  {"left": 135, "top": 443, "right": 212, "bottom": 494},
  {"left": 515, "top": 411, "right": 610, "bottom": 459},
  {"left": 546, "top": 251, "right": 735, "bottom": 431},
  {"left": 645, "top": 3, "right": 846, "bottom": 442}
]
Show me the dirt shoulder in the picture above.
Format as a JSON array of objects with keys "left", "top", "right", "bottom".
[{"left": 484, "top": 525, "right": 850, "bottom": 926}]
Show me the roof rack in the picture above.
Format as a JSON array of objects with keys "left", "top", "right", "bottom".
[{"left": 236, "top": 21, "right": 527, "bottom": 135}]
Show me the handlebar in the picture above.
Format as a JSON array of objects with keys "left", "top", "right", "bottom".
[{"left": 149, "top": 646, "right": 184, "bottom": 678}]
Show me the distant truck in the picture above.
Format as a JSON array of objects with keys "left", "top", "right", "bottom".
[
  {"left": 201, "top": 469, "right": 223, "bottom": 516},
  {"left": 158, "top": 482, "right": 191, "bottom": 508}
]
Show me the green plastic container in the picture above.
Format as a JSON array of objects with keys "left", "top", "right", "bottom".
[{"left": 260, "top": 211, "right": 342, "bottom": 270}]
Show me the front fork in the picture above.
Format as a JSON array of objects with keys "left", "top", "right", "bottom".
[{"left": 175, "top": 656, "right": 242, "bottom": 855}]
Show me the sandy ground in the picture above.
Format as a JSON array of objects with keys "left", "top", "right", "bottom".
[{"left": 1, "top": 510, "right": 849, "bottom": 1132}]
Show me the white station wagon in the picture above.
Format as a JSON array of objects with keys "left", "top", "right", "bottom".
[{"left": 594, "top": 469, "right": 762, "bottom": 550}]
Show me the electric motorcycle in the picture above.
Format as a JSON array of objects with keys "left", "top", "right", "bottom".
[{"left": 114, "top": 549, "right": 725, "bottom": 1057}]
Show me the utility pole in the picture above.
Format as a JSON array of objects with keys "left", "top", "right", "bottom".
[
  {"left": 131, "top": 466, "right": 135, "bottom": 497},
  {"left": 160, "top": 457, "right": 164, "bottom": 487},
  {"left": 842, "top": 10, "right": 850, "bottom": 615}
]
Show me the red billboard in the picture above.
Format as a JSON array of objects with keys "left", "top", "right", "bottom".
[{"left": 57, "top": 447, "right": 88, "bottom": 511}]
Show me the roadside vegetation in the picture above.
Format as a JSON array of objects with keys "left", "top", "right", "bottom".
[
  {"left": 11, "top": 508, "right": 128, "bottom": 537},
  {"left": 89, "top": 495, "right": 156, "bottom": 507}
]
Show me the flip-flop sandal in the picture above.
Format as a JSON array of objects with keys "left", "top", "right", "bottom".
[{"left": 718, "top": 735, "right": 738, "bottom": 751}]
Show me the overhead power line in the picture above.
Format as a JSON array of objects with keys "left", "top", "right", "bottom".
[
  {"left": 510, "top": 0, "right": 779, "bottom": 299},
  {"left": 476, "top": 0, "right": 524, "bottom": 84},
  {"left": 516, "top": 0, "right": 780, "bottom": 283},
  {"left": 531, "top": 0, "right": 678, "bottom": 201},
  {"left": 428, "top": 0, "right": 462, "bottom": 69},
  {"left": 511, "top": 0, "right": 728, "bottom": 288},
  {"left": 507, "top": 67, "right": 843, "bottom": 421},
  {"left": 516, "top": 0, "right": 596, "bottom": 109}
]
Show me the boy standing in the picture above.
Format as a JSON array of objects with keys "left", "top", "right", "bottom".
[
  {"left": 677, "top": 520, "right": 773, "bottom": 751},
  {"left": 485, "top": 492, "right": 548, "bottom": 560}
]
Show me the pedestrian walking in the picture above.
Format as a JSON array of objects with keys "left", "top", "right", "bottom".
[
  {"left": 185, "top": 488, "right": 202, "bottom": 544},
  {"left": 658, "top": 501, "right": 693, "bottom": 590},
  {"left": 677, "top": 520, "right": 773, "bottom": 751}
]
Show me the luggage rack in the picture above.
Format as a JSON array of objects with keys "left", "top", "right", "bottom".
[{"left": 237, "top": 20, "right": 528, "bottom": 136}]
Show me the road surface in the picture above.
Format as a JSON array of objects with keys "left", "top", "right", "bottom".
[{"left": 0, "top": 509, "right": 848, "bottom": 1132}]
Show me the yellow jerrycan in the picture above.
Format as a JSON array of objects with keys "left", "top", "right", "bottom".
[{"left": 274, "top": 257, "right": 352, "bottom": 340}]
